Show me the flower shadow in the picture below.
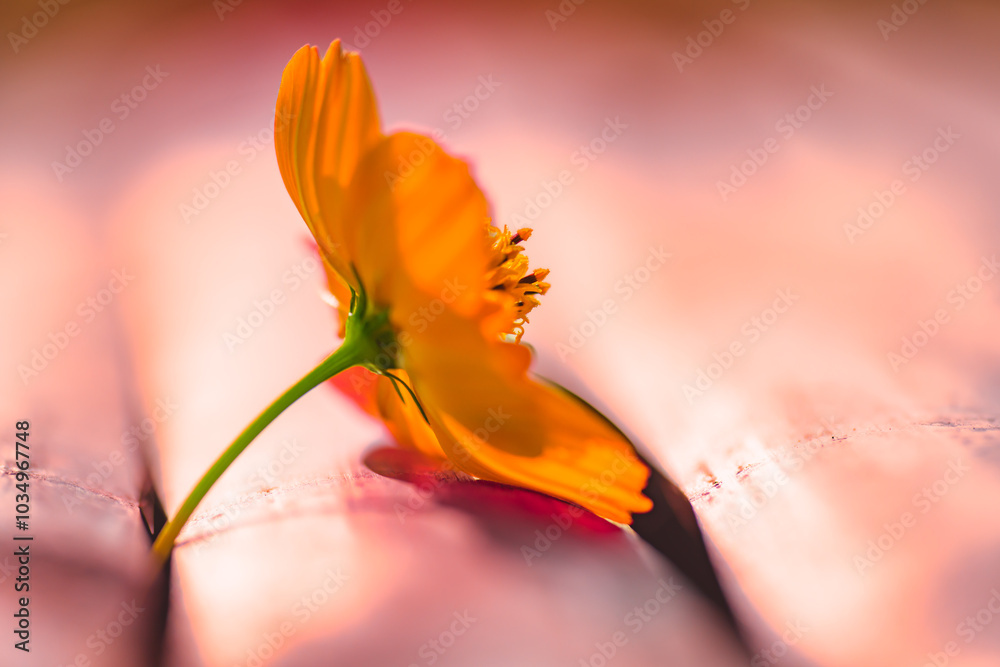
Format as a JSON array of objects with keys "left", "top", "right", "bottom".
[{"left": 362, "top": 444, "right": 634, "bottom": 557}]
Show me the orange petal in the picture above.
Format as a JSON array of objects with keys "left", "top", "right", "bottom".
[
  {"left": 342, "top": 132, "right": 492, "bottom": 323},
  {"left": 275, "top": 41, "right": 382, "bottom": 287},
  {"left": 404, "top": 310, "right": 652, "bottom": 524},
  {"left": 327, "top": 366, "right": 381, "bottom": 416},
  {"left": 329, "top": 367, "right": 447, "bottom": 461},
  {"left": 374, "top": 370, "right": 448, "bottom": 460}
]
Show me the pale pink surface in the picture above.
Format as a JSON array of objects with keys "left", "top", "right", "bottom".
[
  {"left": 2, "top": 1, "right": 1000, "bottom": 666},
  {"left": 0, "top": 182, "right": 160, "bottom": 665}
]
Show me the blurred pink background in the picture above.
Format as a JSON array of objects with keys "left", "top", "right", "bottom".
[{"left": 2, "top": 0, "right": 1000, "bottom": 665}]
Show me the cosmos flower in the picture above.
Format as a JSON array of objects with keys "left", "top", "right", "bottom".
[
  {"left": 274, "top": 40, "right": 651, "bottom": 524},
  {"left": 152, "top": 39, "right": 651, "bottom": 565}
]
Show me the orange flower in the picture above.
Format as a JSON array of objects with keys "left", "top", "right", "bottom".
[{"left": 275, "top": 41, "right": 651, "bottom": 524}]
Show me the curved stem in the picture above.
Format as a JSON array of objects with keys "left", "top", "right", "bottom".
[{"left": 150, "top": 342, "right": 365, "bottom": 569}]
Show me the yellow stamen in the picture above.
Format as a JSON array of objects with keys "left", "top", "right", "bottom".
[{"left": 485, "top": 224, "right": 550, "bottom": 342}]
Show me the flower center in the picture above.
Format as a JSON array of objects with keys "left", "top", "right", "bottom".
[{"left": 486, "top": 225, "right": 550, "bottom": 343}]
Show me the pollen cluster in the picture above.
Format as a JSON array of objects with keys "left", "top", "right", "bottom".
[{"left": 485, "top": 224, "right": 550, "bottom": 342}]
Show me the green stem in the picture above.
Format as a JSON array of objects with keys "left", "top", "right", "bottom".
[{"left": 150, "top": 341, "right": 365, "bottom": 569}]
